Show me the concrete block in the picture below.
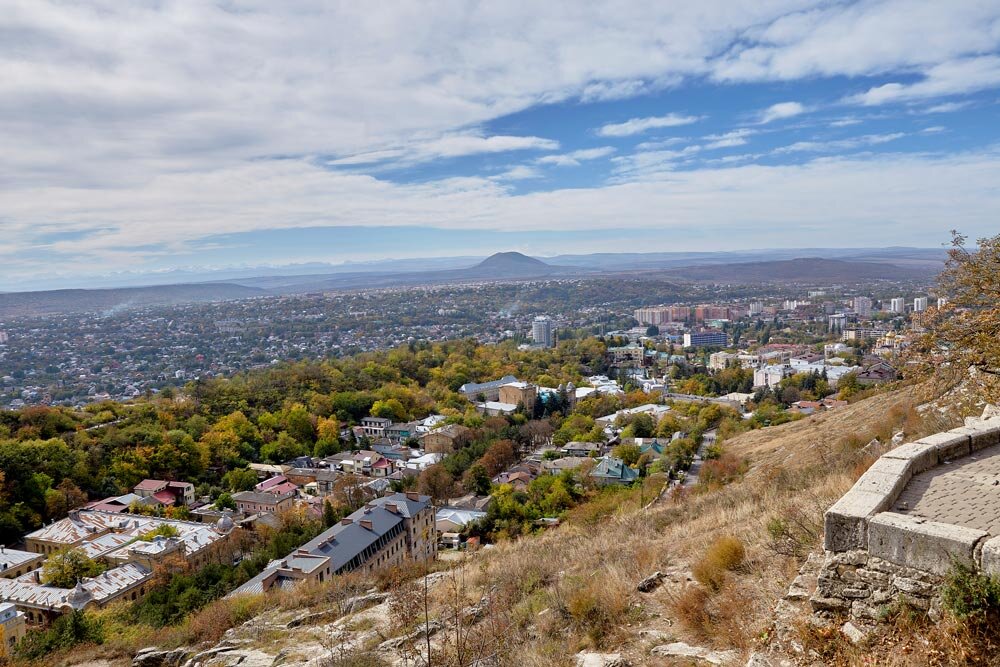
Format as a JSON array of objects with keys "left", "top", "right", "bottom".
[
  {"left": 979, "top": 536, "right": 1000, "bottom": 577},
  {"left": 854, "top": 459, "right": 910, "bottom": 504},
  {"left": 868, "top": 512, "right": 988, "bottom": 576},
  {"left": 915, "top": 432, "right": 971, "bottom": 462},
  {"left": 825, "top": 489, "right": 891, "bottom": 552},
  {"left": 883, "top": 442, "right": 938, "bottom": 474},
  {"left": 949, "top": 424, "right": 1000, "bottom": 453}
]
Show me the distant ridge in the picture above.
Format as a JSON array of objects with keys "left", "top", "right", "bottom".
[
  {"left": 0, "top": 283, "right": 265, "bottom": 318},
  {"left": 659, "top": 257, "right": 934, "bottom": 282},
  {"left": 473, "top": 252, "right": 554, "bottom": 276}
]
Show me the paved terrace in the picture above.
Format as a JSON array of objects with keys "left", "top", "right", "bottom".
[{"left": 893, "top": 443, "right": 1000, "bottom": 535}]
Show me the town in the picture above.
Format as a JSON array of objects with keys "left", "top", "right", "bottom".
[{"left": 0, "top": 280, "right": 920, "bottom": 651}]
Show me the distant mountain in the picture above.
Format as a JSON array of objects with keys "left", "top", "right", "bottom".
[
  {"left": 0, "top": 283, "right": 266, "bottom": 318},
  {"left": 657, "top": 257, "right": 935, "bottom": 283},
  {"left": 473, "top": 252, "right": 556, "bottom": 276}
]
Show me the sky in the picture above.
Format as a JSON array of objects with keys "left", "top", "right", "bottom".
[{"left": 2, "top": 1, "right": 1000, "bottom": 289}]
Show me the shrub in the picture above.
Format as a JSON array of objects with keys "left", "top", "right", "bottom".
[
  {"left": 564, "top": 578, "right": 631, "bottom": 645},
  {"left": 942, "top": 562, "right": 1000, "bottom": 629},
  {"left": 670, "top": 585, "right": 713, "bottom": 638},
  {"left": 692, "top": 535, "right": 745, "bottom": 592}
]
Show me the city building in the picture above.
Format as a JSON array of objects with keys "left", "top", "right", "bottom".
[
  {"left": 0, "top": 547, "right": 43, "bottom": 579},
  {"left": 133, "top": 479, "right": 196, "bottom": 506},
  {"left": 5, "top": 511, "right": 234, "bottom": 626},
  {"left": 913, "top": 296, "right": 928, "bottom": 312},
  {"left": 682, "top": 331, "right": 728, "bottom": 348},
  {"left": 360, "top": 416, "right": 392, "bottom": 438},
  {"left": 229, "top": 493, "right": 435, "bottom": 596},
  {"left": 421, "top": 424, "right": 471, "bottom": 453},
  {"left": 532, "top": 316, "right": 554, "bottom": 348},
  {"left": 459, "top": 375, "right": 518, "bottom": 401},
  {"left": 937, "top": 297, "right": 948, "bottom": 309},
  {"left": 852, "top": 296, "right": 872, "bottom": 319},
  {"left": 232, "top": 490, "right": 296, "bottom": 515},
  {"left": 889, "top": 297, "right": 906, "bottom": 314},
  {"left": 498, "top": 381, "right": 537, "bottom": 412},
  {"left": 0, "top": 602, "right": 25, "bottom": 656},
  {"left": 589, "top": 457, "right": 639, "bottom": 486},
  {"left": 828, "top": 313, "right": 847, "bottom": 332},
  {"left": 607, "top": 343, "right": 646, "bottom": 366}
]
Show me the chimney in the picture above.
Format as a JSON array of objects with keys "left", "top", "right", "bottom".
[
  {"left": 360, "top": 519, "right": 373, "bottom": 530},
  {"left": 405, "top": 491, "right": 419, "bottom": 501},
  {"left": 385, "top": 503, "right": 398, "bottom": 514},
  {"left": 340, "top": 518, "right": 353, "bottom": 525}
]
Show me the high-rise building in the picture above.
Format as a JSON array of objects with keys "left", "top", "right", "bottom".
[
  {"left": 828, "top": 313, "right": 847, "bottom": 332},
  {"left": 913, "top": 297, "right": 928, "bottom": 312},
  {"left": 532, "top": 316, "right": 553, "bottom": 348},
  {"left": 937, "top": 297, "right": 948, "bottom": 309},
  {"left": 853, "top": 297, "right": 872, "bottom": 319},
  {"left": 749, "top": 301, "right": 763, "bottom": 316},
  {"left": 889, "top": 297, "right": 905, "bottom": 314},
  {"left": 683, "top": 330, "right": 728, "bottom": 348}
]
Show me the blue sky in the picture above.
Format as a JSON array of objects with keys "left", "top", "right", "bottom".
[{"left": 2, "top": 1, "right": 1000, "bottom": 288}]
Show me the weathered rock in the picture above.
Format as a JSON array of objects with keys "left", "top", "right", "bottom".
[
  {"left": 286, "top": 591, "right": 389, "bottom": 627},
  {"left": 650, "top": 642, "right": 737, "bottom": 664},
  {"left": 637, "top": 571, "right": 665, "bottom": 592},
  {"left": 868, "top": 512, "right": 987, "bottom": 576},
  {"left": 133, "top": 647, "right": 190, "bottom": 667},
  {"left": 841, "top": 621, "right": 868, "bottom": 644},
  {"left": 745, "top": 652, "right": 794, "bottom": 667},
  {"left": 575, "top": 652, "right": 629, "bottom": 667},
  {"left": 377, "top": 620, "right": 443, "bottom": 651}
]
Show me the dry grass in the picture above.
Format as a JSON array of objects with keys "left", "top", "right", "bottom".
[{"left": 691, "top": 535, "right": 745, "bottom": 592}]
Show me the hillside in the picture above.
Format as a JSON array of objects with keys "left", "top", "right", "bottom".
[
  {"left": 659, "top": 257, "right": 934, "bottom": 283},
  {"left": 0, "top": 283, "right": 265, "bottom": 318},
  {"left": 472, "top": 251, "right": 556, "bottom": 276},
  {"left": 51, "top": 384, "right": 985, "bottom": 667}
]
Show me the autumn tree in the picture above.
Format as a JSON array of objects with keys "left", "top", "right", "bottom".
[
  {"left": 418, "top": 464, "right": 455, "bottom": 503},
  {"left": 913, "top": 231, "right": 1000, "bottom": 398}
]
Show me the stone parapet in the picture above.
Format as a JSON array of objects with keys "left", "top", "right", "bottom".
[{"left": 816, "top": 411, "right": 1000, "bottom": 622}]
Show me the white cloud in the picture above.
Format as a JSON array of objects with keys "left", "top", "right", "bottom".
[
  {"left": 537, "top": 146, "right": 616, "bottom": 167},
  {"left": 491, "top": 165, "right": 544, "bottom": 181},
  {"left": 329, "top": 134, "right": 558, "bottom": 166},
  {"left": 758, "top": 101, "right": 807, "bottom": 124},
  {"left": 703, "top": 129, "right": 757, "bottom": 149},
  {"left": 921, "top": 126, "right": 946, "bottom": 134},
  {"left": 829, "top": 117, "right": 862, "bottom": 127},
  {"left": 923, "top": 101, "right": 973, "bottom": 114},
  {"left": 848, "top": 56, "right": 1000, "bottom": 106},
  {"left": 596, "top": 113, "right": 702, "bottom": 137},
  {"left": 772, "top": 132, "right": 905, "bottom": 154},
  {"left": 4, "top": 150, "right": 999, "bottom": 277}
]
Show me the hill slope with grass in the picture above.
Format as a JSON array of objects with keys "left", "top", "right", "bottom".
[{"left": 49, "top": 382, "right": 998, "bottom": 667}]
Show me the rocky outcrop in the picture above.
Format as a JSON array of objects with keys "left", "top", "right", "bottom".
[{"left": 649, "top": 641, "right": 737, "bottom": 664}]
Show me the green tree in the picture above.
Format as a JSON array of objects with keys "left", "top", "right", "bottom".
[
  {"left": 463, "top": 463, "right": 492, "bottom": 496},
  {"left": 215, "top": 492, "right": 236, "bottom": 511},
  {"left": 42, "top": 548, "right": 106, "bottom": 588}
]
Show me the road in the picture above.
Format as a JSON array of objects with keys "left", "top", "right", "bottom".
[{"left": 682, "top": 428, "right": 716, "bottom": 488}]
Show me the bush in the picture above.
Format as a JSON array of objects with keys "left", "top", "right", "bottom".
[
  {"left": 670, "top": 585, "right": 713, "bottom": 638},
  {"left": 942, "top": 562, "right": 1000, "bottom": 629},
  {"left": 692, "top": 535, "right": 745, "bottom": 592},
  {"left": 15, "top": 611, "right": 103, "bottom": 660},
  {"left": 564, "top": 578, "right": 631, "bottom": 645}
]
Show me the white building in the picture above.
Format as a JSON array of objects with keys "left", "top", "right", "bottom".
[
  {"left": 913, "top": 297, "right": 928, "bottom": 312},
  {"left": 889, "top": 297, "right": 906, "bottom": 314},
  {"left": 532, "top": 316, "right": 553, "bottom": 348}
]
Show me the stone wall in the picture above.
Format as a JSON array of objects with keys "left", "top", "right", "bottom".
[{"left": 814, "top": 412, "right": 1000, "bottom": 621}]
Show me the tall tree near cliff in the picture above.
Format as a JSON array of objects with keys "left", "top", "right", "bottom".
[{"left": 913, "top": 231, "right": 1000, "bottom": 392}]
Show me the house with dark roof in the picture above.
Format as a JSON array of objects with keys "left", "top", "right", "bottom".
[
  {"left": 229, "top": 492, "right": 435, "bottom": 597},
  {"left": 232, "top": 490, "right": 296, "bottom": 516}
]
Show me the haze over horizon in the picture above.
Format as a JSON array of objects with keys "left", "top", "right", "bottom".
[{"left": 4, "top": 1, "right": 1000, "bottom": 287}]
